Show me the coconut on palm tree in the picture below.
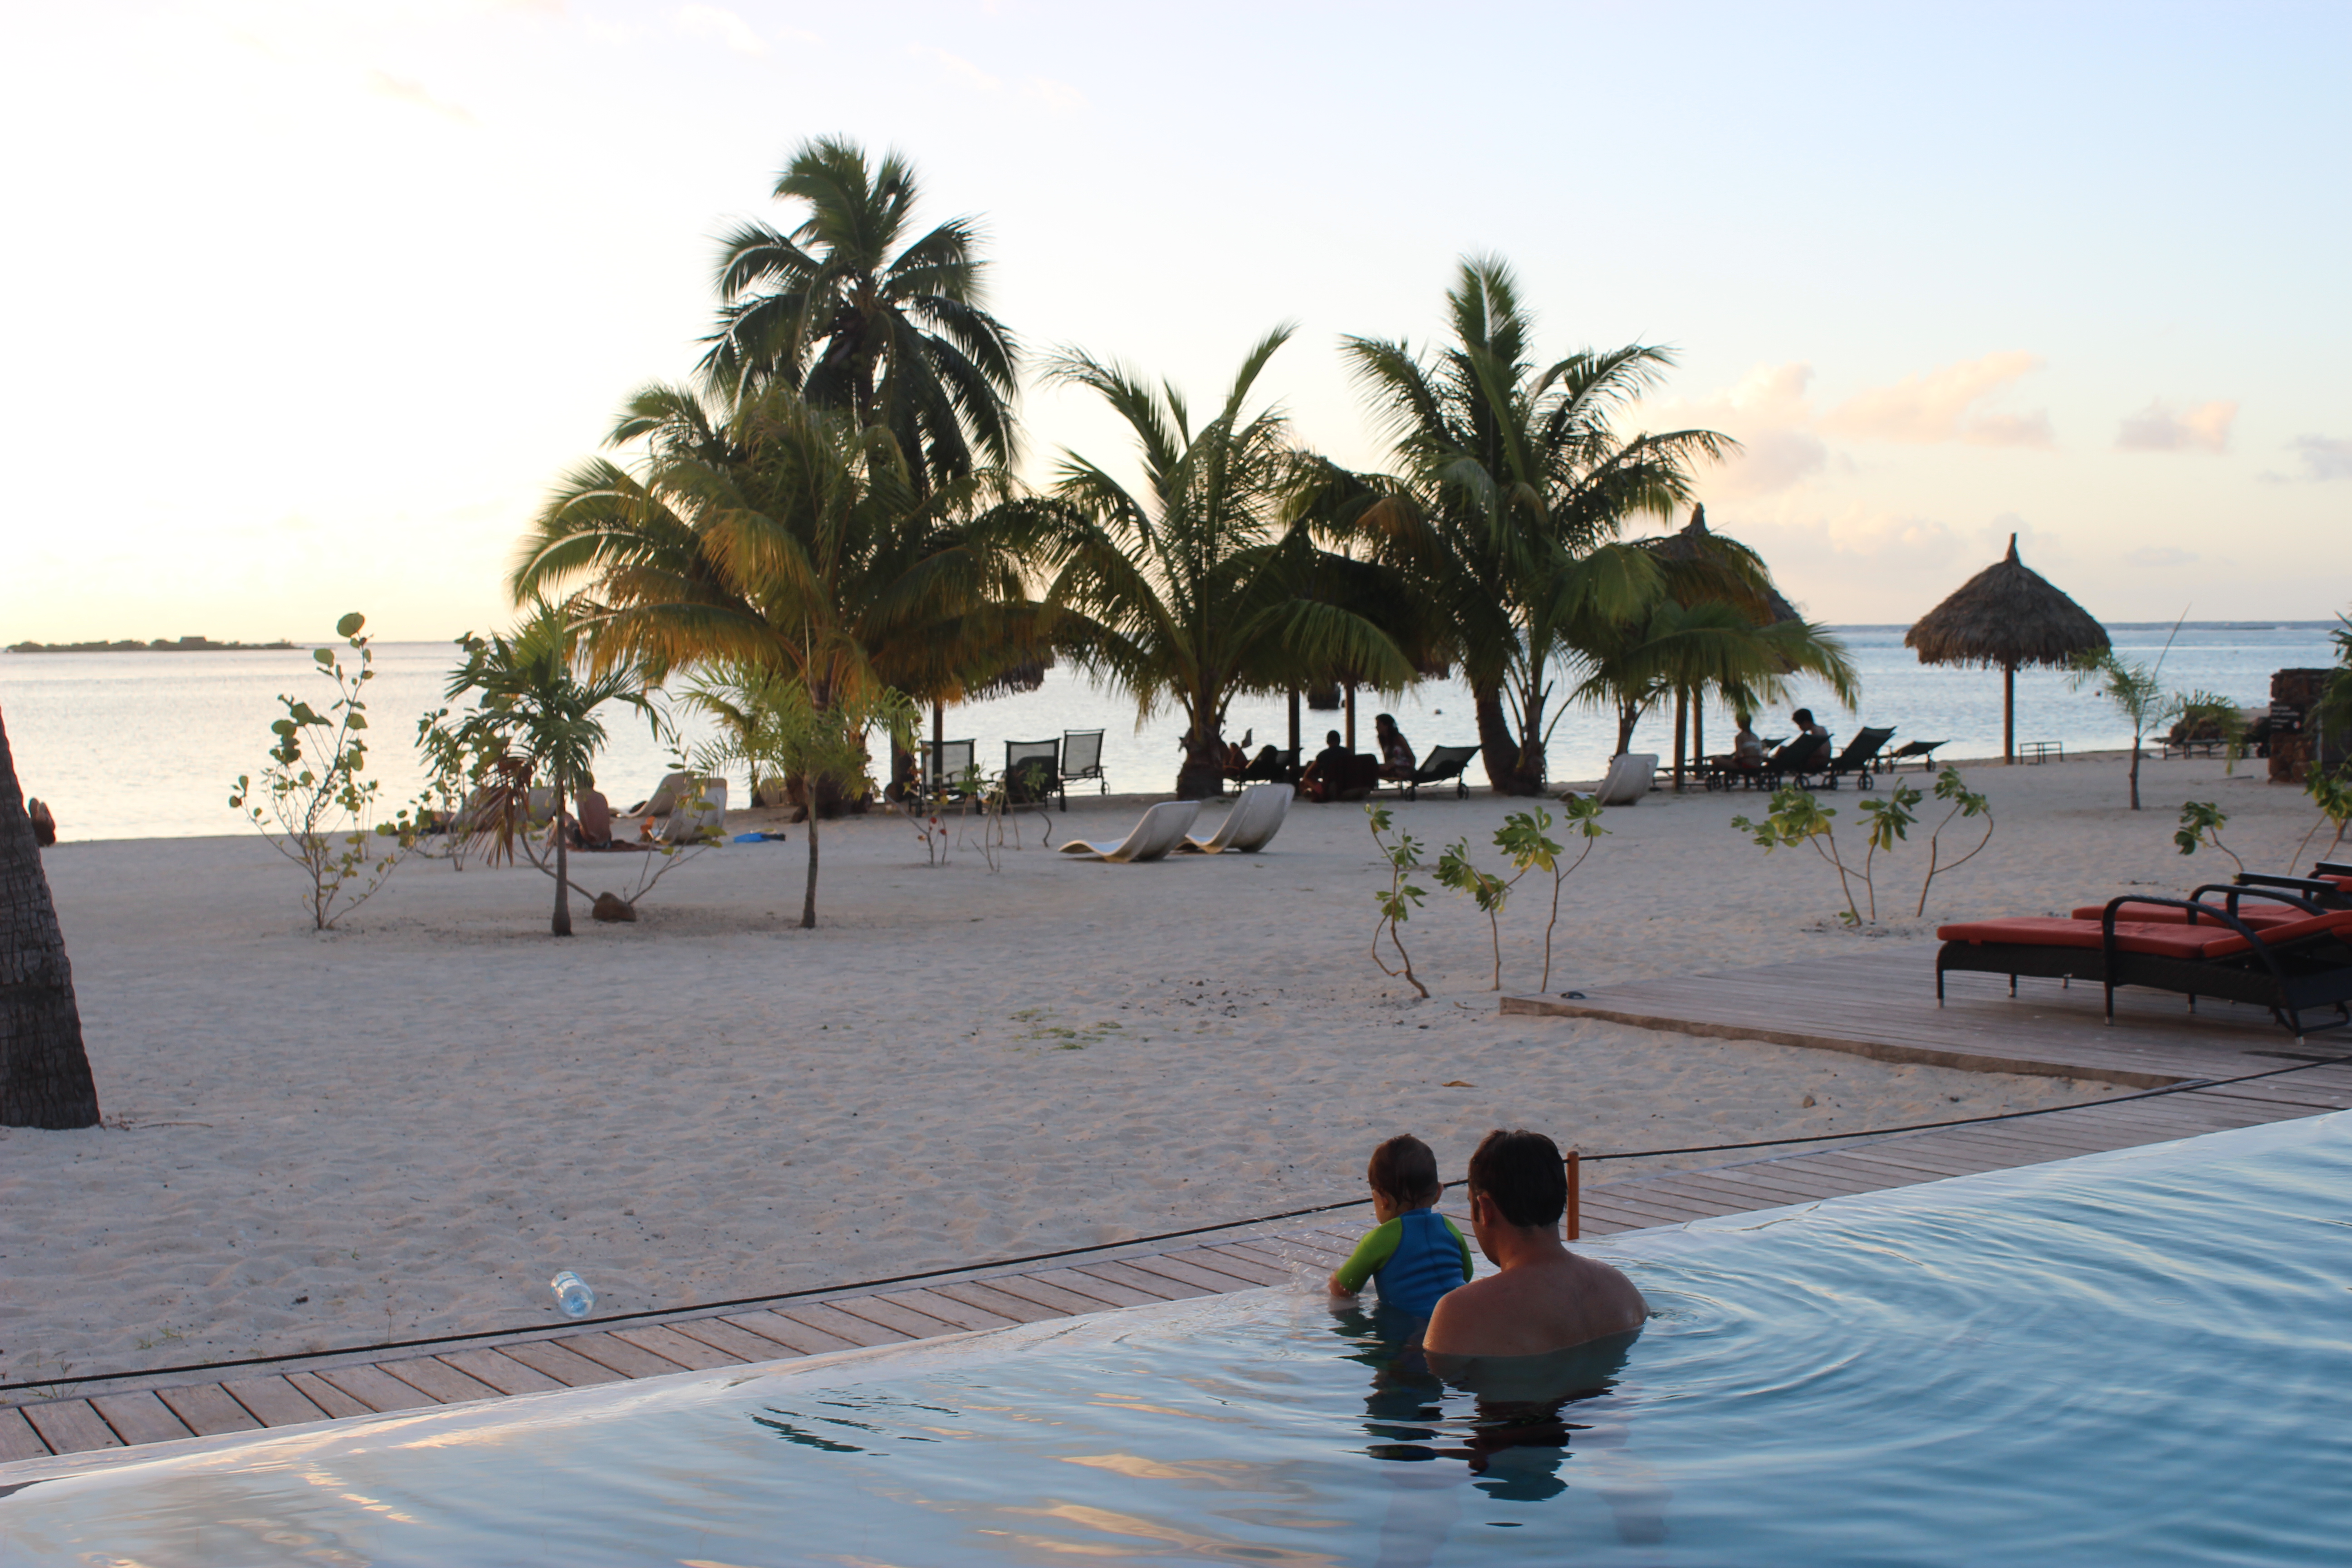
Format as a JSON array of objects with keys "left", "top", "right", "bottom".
[
  {"left": 1322, "top": 256, "right": 1735, "bottom": 795},
  {"left": 699, "top": 136, "right": 1019, "bottom": 495},
  {"left": 1039, "top": 328, "right": 1415, "bottom": 799}
]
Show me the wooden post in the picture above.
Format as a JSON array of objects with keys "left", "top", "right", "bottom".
[
  {"left": 1671, "top": 687, "right": 1688, "bottom": 791},
  {"left": 1344, "top": 684, "right": 1357, "bottom": 755},
  {"left": 1565, "top": 1150, "right": 1581, "bottom": 1241},
  {"left": 1287, "top": 687, "right": 1301, "bottom": 779},
  {"left": 2003, "top": 661, "right": 2015, "bottom": 764}
]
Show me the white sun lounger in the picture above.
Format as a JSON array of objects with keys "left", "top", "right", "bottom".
[
  {"left": 1593, "top": 753, "right": 1657, "bottom": 806},
  {"left": 1176, "top": 782, "right": 1292, "bottom": 854},
  {"left": 658, "top": 779, "right": 727, "bottom": 843},
  {"left": 1055, "top": 799, "right": 1201, "bottom": 863}
]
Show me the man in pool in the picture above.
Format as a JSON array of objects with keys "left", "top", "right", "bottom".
[{"left": 1423, "top": 1129, "right": 1647, "bottom": 1358}]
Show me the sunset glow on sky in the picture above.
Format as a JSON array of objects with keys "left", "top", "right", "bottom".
[{"left": 4, "top": 0, "right": 2345, "bottom": 643}]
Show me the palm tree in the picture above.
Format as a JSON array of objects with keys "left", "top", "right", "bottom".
[
  {"left": 1326, "top": 256, "right": 1736, "bottom": 794},
  {"left": 436, "top": 603, "right": 654, "bottom": 936},
  {"left": 514, "top": 382, "right": 1042, "bottom": 922},
  {"left": 1, "top": 708, "right": 100, "bottom": 1128},
  {"left": 1039, "top": 328, "right": 1414, "bottom": 799},
  {"left": 699, "top": 136, "right": 1019, "bottom": 495},
  {"left": 1569, "top": 593, "right": 1859, "bottom": 756}
]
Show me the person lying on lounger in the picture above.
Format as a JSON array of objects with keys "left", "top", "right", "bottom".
[{"left": 1422, "top": 1129, "right": 1646, "bottom": 1360}]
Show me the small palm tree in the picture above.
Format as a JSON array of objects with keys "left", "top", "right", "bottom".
[
  {"left": 437, "top": 603, "right": 654, "bottom": 936},
  {"left": 1040, "top": 328, "right": 1414, "bottom": 798},
  {"left": 1327, "top": 256, "right": 1735, "bottom": 794},
  {"left": 699, "top": 136, "right": 1019, "bottom": 495},
  {"left": 1570, "top": 592, "right": 1859, "bottom": 756}
]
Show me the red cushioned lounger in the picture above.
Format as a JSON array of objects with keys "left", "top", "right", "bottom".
[{"left": 1936, "top": 896, "right": 2352, "bottom": 1038}]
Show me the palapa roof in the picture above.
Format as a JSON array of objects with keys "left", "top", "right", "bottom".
[
  {"left": 1905, "top": 534, "right": 2108, "bottom": 670},
  {"left": 1646, "top": 505, "right": 1803, "bottom": 625}
]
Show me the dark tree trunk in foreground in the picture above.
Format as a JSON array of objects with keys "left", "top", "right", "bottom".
[
  {"left": 1475, "top": 686, "right": 1528, "bottom": 794},
  {"left": 552, "top": 785, "right": 573, "bottom": 938},
  {"left": 801, "top": 805, "right": 820, "bottom": 929},
  {"left": 0, "top": 709, "right": 100, "bottom": 1128}
]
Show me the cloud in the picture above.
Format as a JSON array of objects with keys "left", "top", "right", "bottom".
[
  {"left": 2283, "top": 434, "right": 2352, "bottom": 480},
  {"left": 2126, "top": 545, "right": 2200, "bottom": 568},
  {"left": 1026, "top": 76, "right": 1087, "bottom": 113},
  {"left": 911, "top": 44, "right": 999, "bottom": 91},
  {"left": 2115, "top": 399, "right": 2235, "bottom": 454},
  {"left": 364, "top": 70, "right": 475, "bottom": 124},
  {"left": 1632, "top": 362, "right": 1825, "bottom": 500},
  {"left": 1820, "top": 351, "right": 2053, "bottom": 447},
  {"left": 677, "top": 4, "right": 766, "bottom": 55}
]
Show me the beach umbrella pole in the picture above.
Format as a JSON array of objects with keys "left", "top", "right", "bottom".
[{"left": 2004, "top": 661, "right": 2014, "bottom": 764}]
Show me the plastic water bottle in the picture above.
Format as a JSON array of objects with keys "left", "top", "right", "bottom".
[{"left": 550, "top": 1270, "right": 595, "bottom": 1319}]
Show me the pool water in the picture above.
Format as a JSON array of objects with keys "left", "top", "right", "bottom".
[{"left": 6, "top": 1114, "right": 2349, "bottom": 1565}]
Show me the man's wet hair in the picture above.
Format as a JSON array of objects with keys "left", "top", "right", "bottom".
[
  {"left": 1466, "top": 1128, "right": 1567, "bottom": 1229},
  {"left": 1367, "top": 1134, "right": 1442, "bottom": 1208}
]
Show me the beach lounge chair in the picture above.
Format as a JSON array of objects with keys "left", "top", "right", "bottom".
[
  {"left": 1935, "top": 892, "right": 2352, "bottom": 1037},
  {"left": 1821, "top": 726, "right": 1897, "bottom": 790},
  {"left": 1884, "top": 740, "right": 1948, "bottom": 773},
  {"left": 632, "top": 771, "right": 692, "bottom": 816},
  {"left": 1061, "top": 730, "right": 1108, "bottom": 798},
  {"left": 1005, "top": 738, "right": 1062, "bottom": 808},
  {"left": 658, "top": 779, "right": 726, "bottom": 844},
  {"left": 1177, "top": 782, "right": 1292, "bottom": 854},
  {"left": 1055, "top": 799, "right": 1201, "bottom": 863},
  {"left": 1593, "top": 753, "right": 1657, "bottom": 805},
  {"left": 1759, "top": 732, "right": 1830, "bottom": 789},
  {"left": 1390, "top": 743, "right": 1480, "bottom": 800},
  {"left": 918, "top": 739, "right": 975, "bottom": 810}
]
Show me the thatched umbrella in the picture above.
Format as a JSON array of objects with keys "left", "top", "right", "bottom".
[
  {"left": 1643, "top": 505, "right": 1806, "bottom": 785},
  {"left": 1905, "top": 534, "right": 2108, "bottom": 763}
]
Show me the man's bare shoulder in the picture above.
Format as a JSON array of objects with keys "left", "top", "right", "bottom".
[{"left": 1426, "top": 1252, "right": 1646, "bottom": 1358}]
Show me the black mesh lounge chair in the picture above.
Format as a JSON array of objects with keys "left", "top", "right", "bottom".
[
  {"left": 1004, "top": 738, "right": 1063, "bottom": 808},
  {"left": 1759, "top": 731, "right": 1830, "bottom": 789},
  {"left": 1061, "top": 730, "right": 1107, "bottom": 798},
  {"left": 918, "top": 739, "right": 976, "bottom": 810},
  {"left": 1392, "top": 743, "right": 1481, "bottom": 800},
  {"left": 1935, "top": 891, "right": 2352, "bottom": 1038},
  {"left": 1821, "top": 726, "right": 1897, "bottom": 790},
  {"left": 1884, "top": 739, "right": 1948, "bottom": 773}
]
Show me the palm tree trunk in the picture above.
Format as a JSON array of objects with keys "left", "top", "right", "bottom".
[
  {"left": 1512, "top": 686, "right": 1550, "bottom": 795},
  {"left": 552, "top": 785, "right": 573, "bottom": 937},
  {"left": 801, "top": 801, "right": 820, "bottom": 929},
  {"left": 1672, "top": 686, "right": 1689, "bottom": 791},
  {"left": 1475, "top": 685, "right": 1526, "bottom": 794},
  {"left": 1, "top": 710, "right": 100, "bottom": 1129}
]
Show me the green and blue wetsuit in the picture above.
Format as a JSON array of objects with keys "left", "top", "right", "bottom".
[{"left": 1333, "top": 1207, "right": 1474, "bottom": 1318}]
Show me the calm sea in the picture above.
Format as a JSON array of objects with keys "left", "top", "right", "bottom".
[{"left": 0, "top": 623, "right": 2337, "bottom": 842}]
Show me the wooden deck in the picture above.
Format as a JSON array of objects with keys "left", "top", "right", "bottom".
[
  {"left": 1501, "top": 942, "right": 2341, "bottom": 1087},
  {"left": 8, "top": 945, "right": 2350, "bottom": 1476}
]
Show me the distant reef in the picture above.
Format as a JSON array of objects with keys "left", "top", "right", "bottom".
[{"left": 6, "top": 635, "right": 299, "bottom": 654}]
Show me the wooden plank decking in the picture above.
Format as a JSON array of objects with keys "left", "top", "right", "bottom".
[
  {"left": 7, "top": 945, "right": 2348, "bottom": 1476},
  {"left": 1501, "top": 942, "right": 2339, "bottom": 1087}
]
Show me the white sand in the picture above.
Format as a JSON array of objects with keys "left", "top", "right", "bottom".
[{"left": 0, "top": 750, "right": 2327, "bottom": 1386}]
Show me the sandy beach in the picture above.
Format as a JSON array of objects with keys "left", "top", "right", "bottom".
[{"left": 0, "top": 750, "right": 2328, "bottom": 1388}]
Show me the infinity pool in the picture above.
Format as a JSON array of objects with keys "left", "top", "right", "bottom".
[{"left": 6, "top": 1114, "right": 2348, "bottom": 1565}]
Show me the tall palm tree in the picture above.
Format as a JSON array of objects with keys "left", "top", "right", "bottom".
[
  {"left": 0, "top": 708, "right": 99, "bottom": 1128},
  {"left": 699, "top": 136, "right": 1019, "bottom": 495},
  {"left": 513, "top": 382, "right": 1042, "bottom": 921},
  {"left": 1323, "top": 256, "right": 1736, "bottom": 795},
  {"left": 1041, "top": 328, "right": 1414, "bottom": 799}
]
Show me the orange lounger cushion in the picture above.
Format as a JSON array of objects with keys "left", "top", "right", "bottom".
[
  {"left": 2194, "top": 908, "right": 2352, "bottom": 959},
  {"left": 1936, "top": 918, "right": 2223, "bottom": 960}
]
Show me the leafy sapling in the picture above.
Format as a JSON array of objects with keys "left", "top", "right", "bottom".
[
  {"left": 230, "top": 613, "right": 420, "bottom": 930},
  {"left": 1915, "top": 768, "right": 1995, "bottom": 916},
  {"left": 1733, "top": 785, "right": 1874, "bottom": 926},
  {"left": 1435, "top": 837, "right": 1514, "bottom": 990},
  {"left": 1365, "top": 804, "right": 1430, "bottom": 1000},
  {"left": 1495, "top": 799, "right": 1607, "bottom": 991},
  {"left": 2174, "top": 800, "right": 2244, "bottom": 876}
]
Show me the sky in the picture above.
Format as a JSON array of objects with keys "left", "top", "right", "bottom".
[{"left": 2, "top": 0, "right": 2347, "bottom": 646}]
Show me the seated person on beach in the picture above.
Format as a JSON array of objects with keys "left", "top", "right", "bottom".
[
  {"left": 1423, "top": 1129, "right": 1646, "bottom": 1360},
  {"left": 1373, "top": 713, "right": 1417, "bottom": 782},
  {"left": 1734, "top": 711, "right": 1763, "bottom": 767},
  {"left": 1329, "top": 1134, "right": 1474, "bottom": 1319},
  {"left": 568, "top": 776, "right": 618, "bottom": 850},
  {"left": 1768, "top": 707, "right": 1828, "bottom": 765},
  {"left": 1299, "top": 730, "right": 1353, "bottom": 801},
  {"left": 1239, "top": 744, "right": 1287, "bottom": 782}
]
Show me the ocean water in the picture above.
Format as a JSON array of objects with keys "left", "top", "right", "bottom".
[
  {"left": 4, "top": 1112, "right": 2347, "bottom": 1565},
  {"left": 0, "top": 622, "right": 2337, "bottom": 842}
]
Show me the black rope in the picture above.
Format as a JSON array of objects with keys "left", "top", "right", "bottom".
[{"left": 7, "top": 1049, "right": 2347, "bottom": 1398}]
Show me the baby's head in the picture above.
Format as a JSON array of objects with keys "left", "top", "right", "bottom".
[{"left": 1367, "top": 1133, "right": 1442, "bottom": 1213}]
